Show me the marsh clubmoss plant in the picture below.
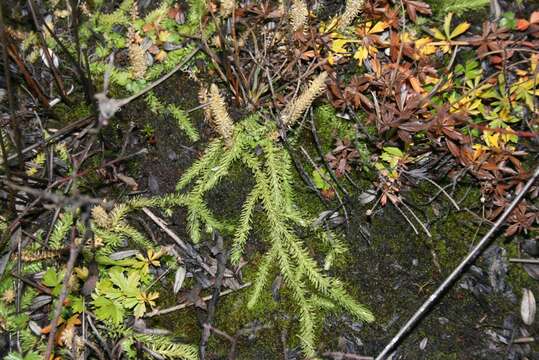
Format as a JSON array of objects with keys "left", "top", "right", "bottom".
[
  {"left": 282, "top": 71, "right": 328, "bottom": 126},
  {"left": 339, "top": 0, "right": 365, "bottom": 31},
  {"left": 290, "top": 0, "right": 309, "bottom": 32},
  {"left": 166, "top": 102, "right": 374, "bottom": 356}
]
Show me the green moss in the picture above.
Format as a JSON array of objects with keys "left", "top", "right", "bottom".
[
  {"left": 52, "top": 101, "right": 92, "bottom": 125},
  {"left": 313, "top": 105, "right": 356, "bottom": 154},
  {"left": 505, "top": 241, "right": 537, "bottom": 290}
]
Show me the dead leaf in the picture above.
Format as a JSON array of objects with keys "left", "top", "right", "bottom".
[
  {"left": 521, "top": 288, "right": 536, "bottom": 325},
  {"left": 155, "top": 50, "right": 167, "bottom": 62},
  {"left": 173, "top": 266, "right": 186, "bottom": 294},
  {"left": 117, "top": 173, "right": 139, "bottom": 191},
  {"left": 419, "top": 337, "right": 428, "bottom": 350},
  {"left": 142, "top": 23, "right": 155, "bottom": 32}
]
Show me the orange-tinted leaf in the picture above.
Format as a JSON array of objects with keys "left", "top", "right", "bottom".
[
  {"left": 66, "top": 314, "right": 81, "bottom": 328},
  {"left": 321, "top": 189, "right": 335, "bottom": 200},
  {"left": 155, "top": 50, "right": 167, "bottom": 62},
  {"left": 301, "top": 50, "right": 316, "bottom": 60},
  {"left": 41, "top": 324, "right": 52, "bottom": 334},
  {"left": 409, "top": 77, "right": 423, "bottom": 93},
  {"left": 516, "top": 19, "right": 530, "bottom": 31},
  {"left": 41, "top": 317, "right": 65, "bottom": 334},
  {"left": 142, "top": 23, "right": 155, "bottom": 32}
]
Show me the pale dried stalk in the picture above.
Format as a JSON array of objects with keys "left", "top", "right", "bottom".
[
  {"left": 338, "top": 0, "right": 364, "bottom": 31},
  {"left": 281, "top": 72, "right": 328, "bottom": 126},
  {"left": 91, "top": 206, "right": 110, "bottom": 228},
  {"left": 290, "top": 0, "right": 308, "bottom": 32},
  {"left": 198, "top": 87, "right": 212, "bottom": 122},
  {"left": 128, "top": 3, "right": 146, "bottom": 79},
  {"left": 220, "top": 0, "right": 235, "bottom": 18},
  {"left": 209, "top": 84, "right": 235, "bottom": 140},
  {"left": 128, "top": 44, "right": 147, "bottom": 79}
]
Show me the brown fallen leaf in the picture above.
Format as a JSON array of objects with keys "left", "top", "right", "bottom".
[{"left": 117, "top": 173, "right": 139, "bottom": 191}]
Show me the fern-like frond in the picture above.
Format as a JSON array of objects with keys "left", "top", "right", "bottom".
[
  {"left": 162, "top": 112, "right": 373, "bottom": 356},
  {"left": 435, "top": 0, "right": 489, "bottom": 15},
  {"left": 93, "top": 228, "right": 124, "bottom": 255},
  {"left": 246, "top": 247, "right": 276, "bottom": 309},
  {"left": 135, "top": 335, "right": 198, "bottom": 360},
  {"left": 167, "top": 104, "right": 199, "bottom": 142},
  {"left": 114, "top": 223, "right": 152, "bottom": 248},
  {"left": 176, "top": 139, "right": 224, "bottom": 191},
  {"left": 143, "top": 0, "right": 170, "bottom": 24},
  {"left": 145, "top": 92, "right": 199, "bottom": 142},
  {"left": 231, "top": 187, "right": 261, "bottom": 264},
  {"left": 109, "top": 204, "right": 129, "bottom": 228},
  {"left": 50, "top": 212, "right": 74, "bottom": 250},
  {"left": 126, "top": 196, "right": 159, "bottom": 210}
]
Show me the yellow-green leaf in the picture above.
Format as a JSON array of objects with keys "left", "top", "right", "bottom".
[
  {"left": 444, "top": 13, "right": 453, "bottom": 38},
  {"left": 331, "top": 39, "right": 350, "bottom": 54},
  {"left": 432, "top": 27, "right": 446, "bottom": 41},
  {"left": 369, "top": 21, "right": 389, "bottom": 34},
  {"left": 450, "top": 22, "right": 470, "bottom": 39},
  {"left": 353, "top": 46, "right": 369, "bottom": 65}
]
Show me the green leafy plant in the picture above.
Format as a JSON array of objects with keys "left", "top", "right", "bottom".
[
  {"left": 427, "top": 0, "right": 489, "bottom": 16},
  {"left": 431, "top": 13, "right": 470, "bottom": 53},
  {"left": 4, "top": 351, "right": 41, "bottom": 360},
  {"left": 92, "top": 268, "right": 159, "bottom": 321}
]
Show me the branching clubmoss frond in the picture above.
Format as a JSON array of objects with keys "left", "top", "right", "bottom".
[
  {"left": 290, "top": 0, "right": 309, "bottom": 32},
  {"left": 134, "top": 335, "right": 198, "bottom": 360},
  {"left": 168, "top": 114, "right": 373, "bottom": 356},
  {"left": 145, "top": 92, "right": 199, "bottom": 142},
  {"left": 339, "top": 0, "right": 364, "bottom": 31},
  {"left": 176, "top": 139, "right": 224, "bottom": 191},
  {"left": 50, "top": 211, "right": 74, "bottom": 250},
  {"left": 281, "top": 72, "right": 328, "bottom": 126},
  {"left": 209, "top": 84, "right": 235, "bottom": 141}
]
